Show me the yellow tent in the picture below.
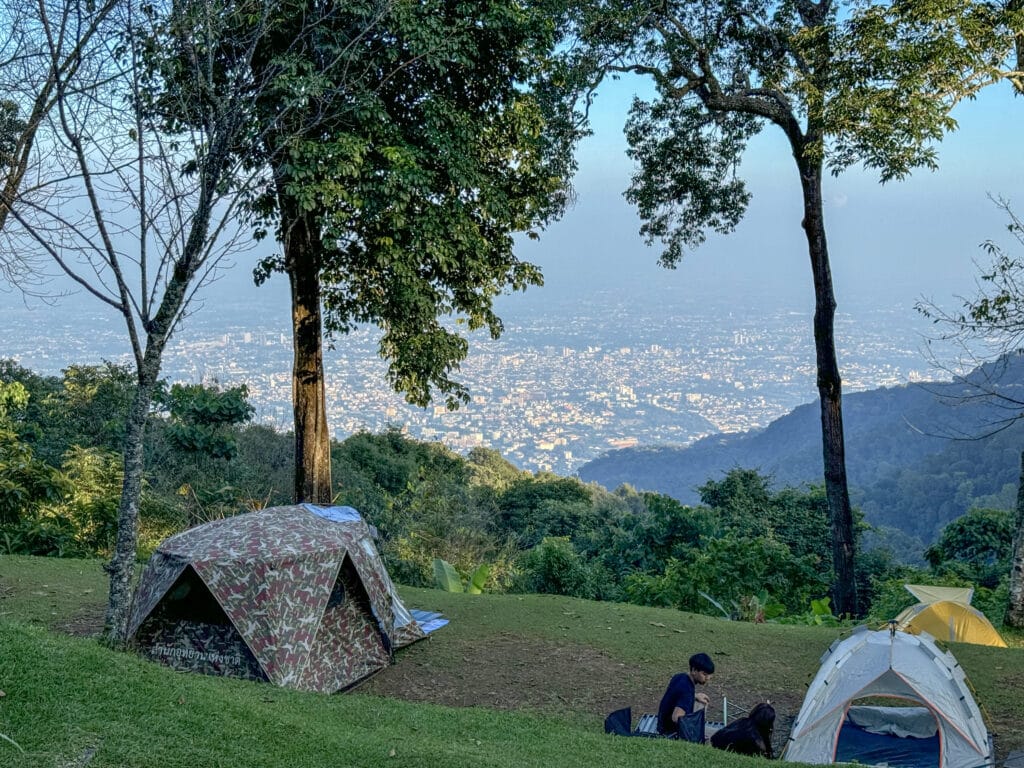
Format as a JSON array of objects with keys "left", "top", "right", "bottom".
[{"left": 892, "top": 584, "right": 1007, "bottom": 648}]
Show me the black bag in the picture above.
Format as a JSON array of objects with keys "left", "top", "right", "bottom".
[
  {"left": 604, "top": 707, "right": 632, "bottom": 736},
  {"left": 676, "top": 708, "right": 706, "bottom": 743}
]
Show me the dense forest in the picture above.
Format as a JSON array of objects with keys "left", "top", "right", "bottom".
[
  {"left": 1, "top": 358, "right": 1014, "bottom": 626},
  {"left": 580, "top": 354, "right": 1024, "bottom": 550}
]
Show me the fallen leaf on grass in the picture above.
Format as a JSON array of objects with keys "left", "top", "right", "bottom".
[
  {"left": 388, "top": 748, "right": 396, "bottom": 758},
  {"left": 649, "top": 622, "right": 666, "bottom": 627}
]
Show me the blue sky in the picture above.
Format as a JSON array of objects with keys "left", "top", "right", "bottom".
[
  {"left": 153, "top": 73, "right": 1022, "bottom": 381},
  {"left": 18, "top": 69, "right": 1021, "bottom": 356},
  {"left": 510, "top": 75, "right": 1022, "bottom": 318}
]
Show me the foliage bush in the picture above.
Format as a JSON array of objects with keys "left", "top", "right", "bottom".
[
  {"left": 59, "top": 446, "right": 122, "bottom": 554},
  {"left": 2, "top": 359, "right": 1021, "bottom": 624},
  {"left": 497, "top": 476, "right": 597, "bottom": 547},
  {"left": 974, "top": 580, "right": 1010, "bottom": 628},
  {"left": 771, "top": 596, "right": 848, "bottom": 626},
  {"left": 382, "top": 528, "right": 517, "bottom": 591},
  {"left": 622, "top": 571, "right": 674, "bottom": 608},
  {"left": 1, "top": 513, "right": 88, "bottom": 557},
  {"left": 925, "top": 507, "right": 1012, "bottom": 589},
  {"left": 511, "top": 537, "right": 605, "bottom": 599},
  {"left": 432, "top": 558, "right": 491, "bottom": 594},
  {"left": 644, "top": 533, "right": 830, "bottom": 617}
]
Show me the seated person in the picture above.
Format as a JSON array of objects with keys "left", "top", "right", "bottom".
[
  {"left": 656, "top": 652, "right": 715, "bottom": 740},
  {"left": 710, "top": 701, "right": 776, "bottom": 758}
]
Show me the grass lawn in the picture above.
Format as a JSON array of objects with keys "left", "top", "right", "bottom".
[{"left": 2, "top": 555, "right": 1023, "bottom": 767}]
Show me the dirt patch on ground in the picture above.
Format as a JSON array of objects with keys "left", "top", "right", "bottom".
[
  {"left": 43, "top": 607, "right": 800, "bottom": 755},
  {"left": 54, "top": 603, "right": 106, "bottom": 639},
  {"left": 360, "top": 631, "right": 803, "bottom": 756},
  {"left": 360, "top": 631, "right": 651, "bottom": 715},
  {"left": 44, "top": 609, "right": 659, "bottom": 715}
]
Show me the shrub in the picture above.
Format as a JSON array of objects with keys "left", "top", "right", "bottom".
[
  {"left": 1, "top": 513, "right": 88, "bottom": 557},
  {"left": 652, "top": 534, "right": 829, "bottom": 616},
  {"left": 511, "top": 537, "right": 600, "bottom": 599},
  {"left": 622, "top": 571, "right": 675, "bottom": 607}
]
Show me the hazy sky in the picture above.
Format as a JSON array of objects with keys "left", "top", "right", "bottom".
[
  {"left": 508, "top": 75, "right": 1021, "bottom": 319},
  {"left": 10, "top": 70, "right": 1021, "bottom": 356}
]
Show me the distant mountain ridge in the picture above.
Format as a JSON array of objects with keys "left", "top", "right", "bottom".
[{"left": 578, "top": 354, "right": 1024, "bottom": 547}]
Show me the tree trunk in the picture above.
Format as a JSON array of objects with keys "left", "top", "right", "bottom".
[
  {"left": 1005, "top": 451, "right": 1024, "bottom": 627},
  {"left": 102, "top": 157, "right": 224, "bottom": 644},
  {"left": 798, "top": 157, "right": 858, "bottom": 618},
  {"left": 103, "top": 371, "right": 157, "bottom": 646},
  {"left": 281, "top": 198, "right": 332, "bottom": 504}
]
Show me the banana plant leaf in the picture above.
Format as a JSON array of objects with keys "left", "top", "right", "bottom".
[
  {"left": 466, "top": 563, "right": 490, "bottom": 594},
  {"left": 433, "top": 558, "right": 464, "bottom": 593}
]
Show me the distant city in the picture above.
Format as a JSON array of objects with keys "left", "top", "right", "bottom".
[{"left": 1, "top": 284, "right": 940, "bottom": 475}]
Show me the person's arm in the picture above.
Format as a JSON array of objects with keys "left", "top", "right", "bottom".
[{"left": 671, "top": 705, "right": 687, "bottom": 724}]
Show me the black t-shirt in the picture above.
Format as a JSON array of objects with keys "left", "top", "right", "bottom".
[{"left": 657, "top": 672, "right": 696, "bottom": 734}]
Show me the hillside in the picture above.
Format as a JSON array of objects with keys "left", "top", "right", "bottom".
[
  {"left": 578, "top": 354, "right": 1024, "bottom": 547},
  {"left": 2, "top": 555, "right": 1023, "bottom": 767}
]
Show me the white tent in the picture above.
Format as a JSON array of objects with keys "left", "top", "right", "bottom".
[{"left": 783, "top": 627, "right": 992, "bottom": 768}]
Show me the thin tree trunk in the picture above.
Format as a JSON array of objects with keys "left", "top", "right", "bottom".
[
  {"left": 102, "top": 149, "right": 227, "bottom": 645},
  {"left": 104, "top": 268, "right": 217, "bottom": 643},
  {"left": 103, "top": 371, "right": 157, "bottom": 645},
  {"left": 104, "top": 287, "right": 185, "bottom": 644},
  {"left": 798, "top": 157, "right": 858, "bottom": 618},
  {"left": 1005, "top": 451, "right": 1024, "bottom": 627},
  {"left": 282, "top": 199, "right": 332, "bottom": 504}
]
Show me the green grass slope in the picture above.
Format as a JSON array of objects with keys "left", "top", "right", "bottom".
[
  {"left": 2, "top": 555, "right": 1023, "bottom": 767},
  {"left": 1, "top": 621, "right": 765, "bottom": 768}
]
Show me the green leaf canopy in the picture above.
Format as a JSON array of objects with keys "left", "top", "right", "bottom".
[{"left": 233, "top": 0, "right": 580, "bottom": 407}]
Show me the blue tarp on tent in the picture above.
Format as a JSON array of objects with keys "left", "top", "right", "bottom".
[
  {"left": 409, "top": 609, "right": 449, "bottom": 634},
  {"left": 303, "top": 504, "right": 363, "bottom": 523}
]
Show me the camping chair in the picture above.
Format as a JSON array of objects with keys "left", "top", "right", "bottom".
[
  {"left": 636, "top": 713, "right": 659, "bottom": 736},
  {"left": 603, "top": 707, "right": 706, "bottom": 741}
]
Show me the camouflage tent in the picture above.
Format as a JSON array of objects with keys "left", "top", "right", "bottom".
[{"left": 128, "top": 505, "right": 426, "bottom": 692}]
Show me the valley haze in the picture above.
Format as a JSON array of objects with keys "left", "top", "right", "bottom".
[{"left": 3, "top": 280, "right": 944, "bottom": 479}]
